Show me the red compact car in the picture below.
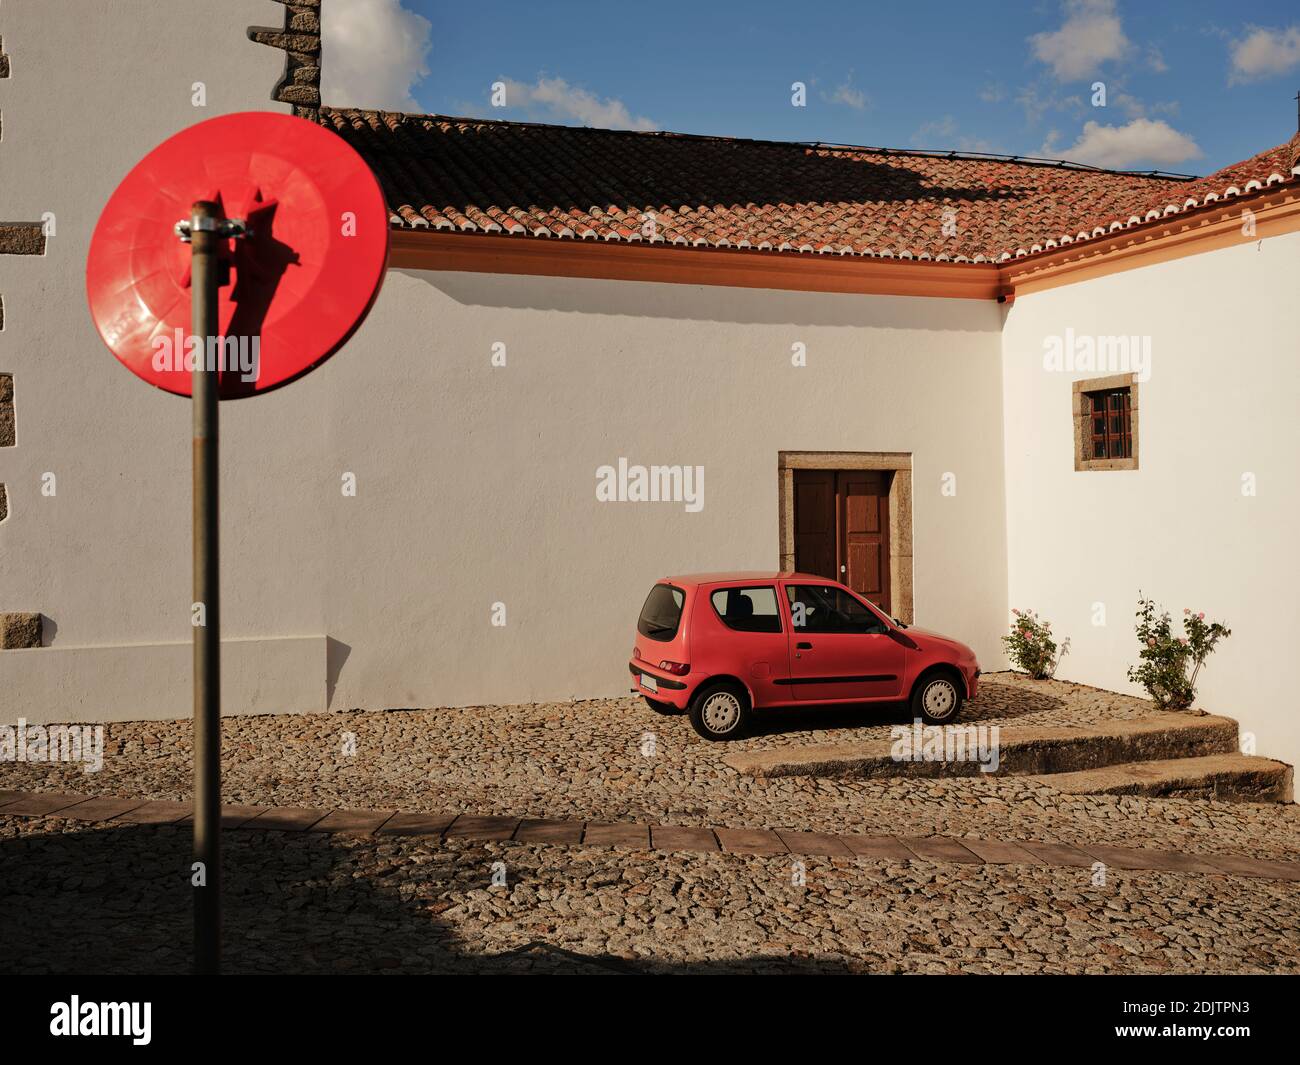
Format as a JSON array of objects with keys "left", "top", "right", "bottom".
[{"left": 629, "top": 572, "right": 980, "bottom": 740}]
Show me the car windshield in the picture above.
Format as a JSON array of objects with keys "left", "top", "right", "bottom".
[{"left": 637, "top": 584, "right": 685, "bottom": 641}]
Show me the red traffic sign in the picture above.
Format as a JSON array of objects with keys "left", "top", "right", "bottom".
[{"left": 86, "top": 111, "right": 389, "bottom": 398}]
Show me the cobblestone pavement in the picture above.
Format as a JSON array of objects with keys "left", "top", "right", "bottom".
[
  {"left": 3, "top": 674, "right": 1299, "bottom": 861},
  {"left": 3, "top": 816, "right": 1298, "bottom": 975}
]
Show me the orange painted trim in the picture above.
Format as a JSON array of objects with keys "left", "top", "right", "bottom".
[
  {"left": 387, "top": 180, "right": 1300, "bottom": 301},
  {"left": 389, "top": 229, "right": 1003, "bottom": 300},
  {"left": 1002, "top": 183, "right": 1300, "bottom": 296}
]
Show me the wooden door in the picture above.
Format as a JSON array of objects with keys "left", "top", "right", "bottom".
[
  {"left": 792, "top": 470, "right": 836, "bottom": 581},
  {"left": 792, "top": 469, "right": 891, "bottom": 613},
  {"left": 838, "top": 471, "right": 890, "bottom": 614}
]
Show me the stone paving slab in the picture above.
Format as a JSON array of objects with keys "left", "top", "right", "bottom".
[
  {"left": 514, "top": 818, "right": 584, "bottom": 845},
  {"left": 114, "top": 800, "right": 191, "bottom": 825},
  {"left": 2, "top": 792, "right": 93, "bottom": 816},
  {"left": 4, "top": 788, "right": 1300, "bottom": 881},
  {"left": 240, "top": 806, "right": 328, "bottom": 832},
  {"left": 185, "top": 804, "right": 270, "bottom": 829},
  {"left": 310, "top": 809, "right": 396, "bottom": 836},
  {"left": 839, "top": 834, "right": 915, "bottom": 860},
  {"left": 1084, "top": 842, "right": 1223, "bottom": 875},
  {"left": 445, "top": 815, "right": 520, "bottom": 841},
  {"left": 960, "top": 838, "right": 1047, "bottom": 865},
  {"left": 775, "top": 830, "right": 854, "bottom": 856},
  {"left": 583, "top": 822, "right": 650, "bottom": 848},
  {"left": 714, "top": 827, "right": 789, "bottom": 855},
  {"left": 179, "top": 805, "right": 272, "bottom": 829},
  {"left": 650, "top": 825, "right": 719, "bottom": 852},
  {"left": 1021, "top": 841, "right": 1103, "bottom": 868},
  {"left": 58, "top": 797, "right": 148, "bottom": 822},
  {"left": 374, "top": 811, "right": 458, "bottom": 837},
  {"left": 902, "top": 836, "right": 983, "bottom": 864},
  {"left": 1203, "top": 853, "right": 1300, "bottom": 882}
]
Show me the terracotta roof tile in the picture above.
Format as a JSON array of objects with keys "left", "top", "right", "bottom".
[{"left": 322, "top": 109, "right": 1300, "bottom": 264}]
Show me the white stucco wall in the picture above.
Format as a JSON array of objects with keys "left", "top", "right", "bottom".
[
  {"left": 0, "top": 0, "right": 292, "bottom": 718},
  {"left": 1001, "top": 230, "right": 1300, "bottom": 769},
  {"left": 4, "top": 242, "right": 1012, "bottom": 719},
  {"left": 314, "top": 270, "right": 1010, "bottom": 711}
]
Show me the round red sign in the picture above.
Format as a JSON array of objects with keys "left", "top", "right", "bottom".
[{"left": 86, "top": 111, "right": 389, "bottom": 398}]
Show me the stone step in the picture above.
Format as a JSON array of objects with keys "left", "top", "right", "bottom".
[
  {"left": 1035, "top": 754, "right": 1293, "bottom": 804},
  {"left": 722, "top": 714, "right": 1239, "bottom": 780}
]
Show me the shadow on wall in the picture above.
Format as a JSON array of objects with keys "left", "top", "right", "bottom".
[
  {"left": 401, "top": 268, "right": 1003, "bottom": 333},
  {"left": 0, "top": 821, "right": 865, "bottom": 975},
  {"left": 325, "top": 636, "right": 351, "bottom": 710}
]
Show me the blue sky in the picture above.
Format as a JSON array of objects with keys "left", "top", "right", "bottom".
[{"left": 324, "top": 0, "right": 1300, "bottom": 175}]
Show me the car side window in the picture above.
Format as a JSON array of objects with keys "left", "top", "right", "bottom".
[
  {"left": 710, "top": 586, "right": 782, "bottom": 633},
  {"left": 785, "top": 585, "right": 886, "bottom": 634}
]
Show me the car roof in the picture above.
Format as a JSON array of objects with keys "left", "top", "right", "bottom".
[{"left": 661, "top": 571, "right": 828, "bottom": 588}]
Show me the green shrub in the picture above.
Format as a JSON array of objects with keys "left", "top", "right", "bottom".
[{"left": 1126, "top": 594, "right": 1231, "bottom": 710}]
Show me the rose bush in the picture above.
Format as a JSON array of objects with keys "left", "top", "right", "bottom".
[
  {"left": 1001, "top": 609, "right": 1064, "bottom": 679},
  {"left": 1126, "top": 595, "right": 1231, "bottom": 710}
]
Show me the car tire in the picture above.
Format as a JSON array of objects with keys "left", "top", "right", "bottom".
[
  {"left": 643, "top": 696, "right": 678, "bottom": 715},
  {"left": 687, "top": 681, "right": 750, "bottom": 741},
  {"left": 912, "top": 671, "right": 964, "bottom": 725}
]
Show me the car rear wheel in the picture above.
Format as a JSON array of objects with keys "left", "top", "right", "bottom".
[
  {"left": 643, "top": 696, "right": 678, "bottom": 715},
  {"left": 912, "top": 672, "right": 963, "bottom": 725},
  {"left": 688, "top": 681, "right": 750, "bottom": 741}
]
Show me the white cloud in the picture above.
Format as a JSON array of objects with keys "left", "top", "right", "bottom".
[
  {"left": 498, "top": 76, "right": 658, "bottom": 130},
  {"left": 1228, "top": 26, "right": 1300, "bottom": 84},
  {"left": 823, "top": 77, "right": 868, "bottom": 110},
  {"left": 321, "top": 0, "right": 432, "bottom": 110},
  {"left": 1049, "top": 118, "right": 1202, "bottom": 169},
  {"left": 1016, "top": 83, "right": 1084, "bottom": 126},
  {"left": 1030, "top": 0, "right": 1132, "bottom": 80}
]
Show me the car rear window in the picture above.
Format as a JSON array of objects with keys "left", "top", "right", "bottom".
[
  {"left": 710, "top": 587, "right": 782, "bottom": 633},
  {"left": 637, "top": 584, "right": 686, "bottom": 641}
]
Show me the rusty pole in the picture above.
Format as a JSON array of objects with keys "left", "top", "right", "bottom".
[{"left": 189, "top": 199, "right": 222, "bottom": 975}]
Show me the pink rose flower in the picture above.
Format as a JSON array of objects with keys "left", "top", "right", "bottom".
[
  {"left": 1197, "top": 612, "right": 1205, "bottom": 620},
  {"left": 1147, "top": 638, "right": 1156, "bottom": 648}
]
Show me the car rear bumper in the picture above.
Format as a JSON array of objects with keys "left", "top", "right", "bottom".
[{"left": 628, "top": 660, "right": 692, "bottom": 707}]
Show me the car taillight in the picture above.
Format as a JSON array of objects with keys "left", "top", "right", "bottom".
[
  {"left": 658, "top": 660, "right": 690, "bottom": 676},
  {"left": 632, "top": 646, "right": 641, "bottom": 661}
]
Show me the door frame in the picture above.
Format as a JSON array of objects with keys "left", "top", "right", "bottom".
[{"left": 777, "top": 451, "right": 914, "bottom": 624}]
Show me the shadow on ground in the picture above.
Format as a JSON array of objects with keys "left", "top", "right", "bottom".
[
  {"left": 740, "top": 680, "right": 1064, "bottom": 738},
  {"left": 0, "top": 821, "right": 864, "bottom": 975}
]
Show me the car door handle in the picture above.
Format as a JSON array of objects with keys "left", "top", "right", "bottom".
[{"left": 796, "top": 641, "right": 813, "bottom": 650}]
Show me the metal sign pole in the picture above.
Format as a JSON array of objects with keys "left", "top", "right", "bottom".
[
  {"left": 190, "top": 199, "right": 222, "bottom": 976},
  {"left": 88, "top": 117, "right": 389, "bottom": 978}
]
